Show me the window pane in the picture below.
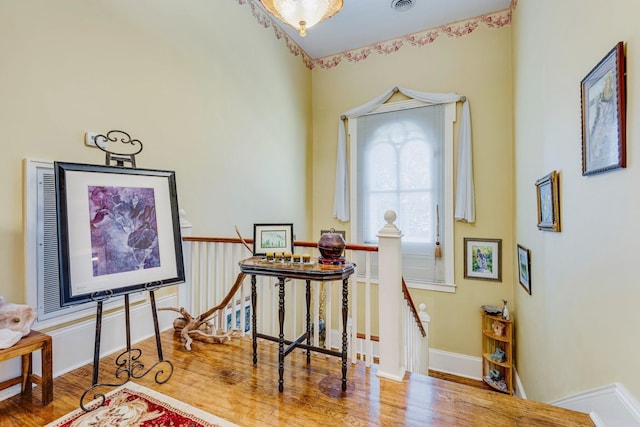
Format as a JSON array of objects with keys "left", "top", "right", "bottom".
[
  {"left": 399, "top": 140, "right": 430, "bottom": 190},
  {"left": 398, "top": 191, "right": 432, "bottom": 244},
  {"left": 356, "top": 103, "right": 446, "bottom": 284},
  {"left": 366, "top": 143, "right": 397, "bottom": 190}
]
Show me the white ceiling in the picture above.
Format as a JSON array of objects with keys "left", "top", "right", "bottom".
[{"left": 255, "top": 0, "right": 512, "bottom": 59}]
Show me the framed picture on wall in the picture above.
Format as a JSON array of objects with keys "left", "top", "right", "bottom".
[
  {"left": 535, "top": 170, "right": 561, "bottom": 232},
  {"left": 581, "top": 41, "right": 626, "bottom": 176},
  {"left": 55, "top": 162, "right": 185, "bottom": 306},
  {"left": 463, "top": 238, "right": 502, "bottom": 282},
  {"left": 517, "top": 244, "right": 531, "bottom": 295}
]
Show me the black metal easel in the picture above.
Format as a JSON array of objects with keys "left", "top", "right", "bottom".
[{"left": 79, "top": 130, "right": 174, "bottom": 411}]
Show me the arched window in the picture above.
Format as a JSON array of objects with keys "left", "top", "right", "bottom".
[{"left": 350, "top": 101, "right": 455, "bottom": 292}]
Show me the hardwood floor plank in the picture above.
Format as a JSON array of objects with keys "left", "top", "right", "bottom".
[{"left": 0, "top": 331, "right": 593, "bottom": 426}]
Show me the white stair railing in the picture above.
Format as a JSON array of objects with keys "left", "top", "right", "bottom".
[{"left": 179, "top": 226, "right": 428, "bottom": 374}]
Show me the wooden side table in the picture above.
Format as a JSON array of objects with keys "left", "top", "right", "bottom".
[
  {"left": 239, "top": 256, "right": 356, "bottom": 393},
  {"left": 0, "top": 330, "right": 53, "bottom": 405}
]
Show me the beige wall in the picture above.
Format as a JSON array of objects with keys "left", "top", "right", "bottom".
[
  {"left": 513, "top": 1, "right": 640, "bottom": 402},
  {"left": 0, "top": 0, "right": 312, "bottom": 304},
  {"left": 311, "top": 27, "right": 515, "bottom": 358}
]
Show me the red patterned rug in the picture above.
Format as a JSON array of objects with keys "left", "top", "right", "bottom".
[{"left": 45, "top": 382, "right": 238, "bottom": 427}]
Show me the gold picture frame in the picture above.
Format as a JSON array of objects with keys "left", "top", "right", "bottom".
[
  {"left": 535, "top": 170, "right": 561, "bottom": 232},
  {"left": 581, "top": 41, "right": 626, "bottom": 176}
]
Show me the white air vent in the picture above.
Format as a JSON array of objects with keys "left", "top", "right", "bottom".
[
  {"left": 391, "top": 0, "right": 414, "bottom": 12},
  {"left": 24, "top": 159, "right": 143, "bottom": 328}
]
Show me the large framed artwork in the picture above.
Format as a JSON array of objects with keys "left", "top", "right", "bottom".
[
  {"left": 252, "top": 223, "right": 294, "bottom": 256},
  {"left": 581, "top": 41, "right": 626, "bottom": 176},
  {"left": 463, "top": 238, "right": 502, "bottom": 282},
  {"left": 535, "top": 170, "right": 561, "bottom": 232},
  {"left": 55, "top": 162, "right": 185, "bottom": 306}
]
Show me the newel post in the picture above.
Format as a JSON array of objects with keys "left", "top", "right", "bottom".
[{"left": 376, "top": 210, "right": 406, "bottom": 381}]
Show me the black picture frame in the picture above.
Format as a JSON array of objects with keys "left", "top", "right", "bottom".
[
  {"left": 581, "top": 41, "right": 626, "bottom": 176},
  {"left": 535, "top": 170, "right": 561, "bottom": 232},
  {"left": 252, "top": 223, "right": 294, "bottom": 256},
  {"left": 55, "top": 162, "right": 185, "bottom": 306},
  {"left": 517, "top": 244, "right": 531, "bottom": 295}
]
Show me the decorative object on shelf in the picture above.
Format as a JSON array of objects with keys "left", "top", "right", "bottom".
[
  {"left": 463, "top": 238, "right": 502, "bottom": 282},
  {"left": 318, "top": 228, "right": 346, "bottom": 265},
  {"left": 492, "top": 320, "right": 506, "bottom": 337},
  {"left": 581, "top": 41, "right": 626, "bottom": 176},
  {"left": 484, "top": 376, "right": 509, "bottom": 393},
  {"left": 252, "top": 223, "right": 294, "bottom": 256},
  {"left": 501, "top": 299, "right": 509, "bottom": 320},
  {"left": 491, "top": 348, "right": 506, "bottom": 363},
  {"left": 517, "top": 244, "right": 532, "bottom": 294},
  {"left": 258, "top": 0, "right": 344, "bottom": 37},
  {"left": 535, "top": 171, "right": 561, "bottom": 232},
  {"left": 481, "top": 304, "right": 502, "bottom": 315},
  {"left": 489, "top": 369, "right": 501, "bottom": 381}
]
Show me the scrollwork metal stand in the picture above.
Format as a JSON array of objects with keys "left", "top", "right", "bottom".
[{"left": 79, "top": 131, "right": 173, "bottom": 412}]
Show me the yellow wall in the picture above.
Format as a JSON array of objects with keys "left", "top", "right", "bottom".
[
  {"left": 9, "top": 0, "right": 636, "bottom": 406},
  {"left": 513, "top": 1, "right": 640, "bottom": 401},
  {"left": 0, "top": 0, "right": 312, "bottom": 304},
  {"left": 311, "top": 26, "right": 515, "bottom": 358}
]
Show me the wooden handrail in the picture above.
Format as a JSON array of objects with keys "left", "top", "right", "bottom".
[
  {"left": 182, "top": 236, "right": 379, "bottom": 252},
  {"left": 402, "top": 278, "right": 427, "bottom": 338}
]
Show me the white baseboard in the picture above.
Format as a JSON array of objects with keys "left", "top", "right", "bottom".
[
  {"left": 513, "top": 367, "right": 527, "bottom": 399},
  {"left": 0, "top": 294, "right": 178, "bottom": 402},
  {"left": 428, "top": 348, "right": 482, "bottom": 380},
  {"left": 551, "top": 383, "right": 640, "bottom": 427}
]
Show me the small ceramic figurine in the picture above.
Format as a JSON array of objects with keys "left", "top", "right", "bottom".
[
  {"left": 501, "top": 299, "right": 509, "bottom": 320},
  {"left": 491, "top": 348, "right": 506, "bottom": 363}
]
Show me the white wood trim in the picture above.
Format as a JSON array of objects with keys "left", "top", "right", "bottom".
[
  {"left": 551, "top": 383, "right": 640, "bottom": 427},
  {"left": 514, "top": 367, "right": 527, "bottom": 399},
  {"left": 428, "top": 348, "right": 482, "bottom": 380}
]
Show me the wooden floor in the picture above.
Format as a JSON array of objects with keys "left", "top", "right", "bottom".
[{"left": 0, "top": 331, "right": 593, "bottom": 426}]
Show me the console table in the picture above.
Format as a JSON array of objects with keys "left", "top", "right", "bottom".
[{"left": 239, "top": 256, "right": 355, "bottom": 392}]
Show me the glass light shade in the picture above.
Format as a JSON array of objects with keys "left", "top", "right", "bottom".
[{"left": 259, "top": 0, "right": 343, "bottom": 37}]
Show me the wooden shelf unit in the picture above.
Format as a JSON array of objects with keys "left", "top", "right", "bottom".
[{"left": 481, "top": 312, "right": 513, "bottom": 395}]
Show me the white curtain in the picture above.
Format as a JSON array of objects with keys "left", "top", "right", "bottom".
[{"left": 332, "top": 87, "right": 475, "bottom": 223}]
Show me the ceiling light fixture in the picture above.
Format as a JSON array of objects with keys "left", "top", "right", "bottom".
[{"left": 258, "top": 0, "right": 344, "bottom": 37}]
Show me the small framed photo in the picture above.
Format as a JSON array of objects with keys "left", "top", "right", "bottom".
[
  {"left": 535, "top": 170, "right": 561, "bottom": 232},
  {"left": 463, "top": 238, "right": 502, "bottom": 282},
  {"left": 581, "top": 41, "right": 626, "bottom": 176},
  {"left": 517, "top": 244, "right": 531, "bottom": 295},
  {"left": 54, "top": 162, "right": 185, "bottom": 306},
  {"left": 252, "top": 223, "right": 294, "bottom": 256}
]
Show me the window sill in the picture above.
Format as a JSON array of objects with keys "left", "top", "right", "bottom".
[
  {"left": 404, "top": 280, "right": 457, "bottom": 293},
  {"left": 355, "top": 274, "right": 456, "bottom": 294}
]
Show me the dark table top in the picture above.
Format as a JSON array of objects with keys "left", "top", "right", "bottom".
[{"left": 239, "top": 256, "right": 356, "bottom": 282}]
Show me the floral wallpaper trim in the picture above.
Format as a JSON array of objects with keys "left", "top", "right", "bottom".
[{"left": 238, "top": 1, "right": 514, "bottom": 70}]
